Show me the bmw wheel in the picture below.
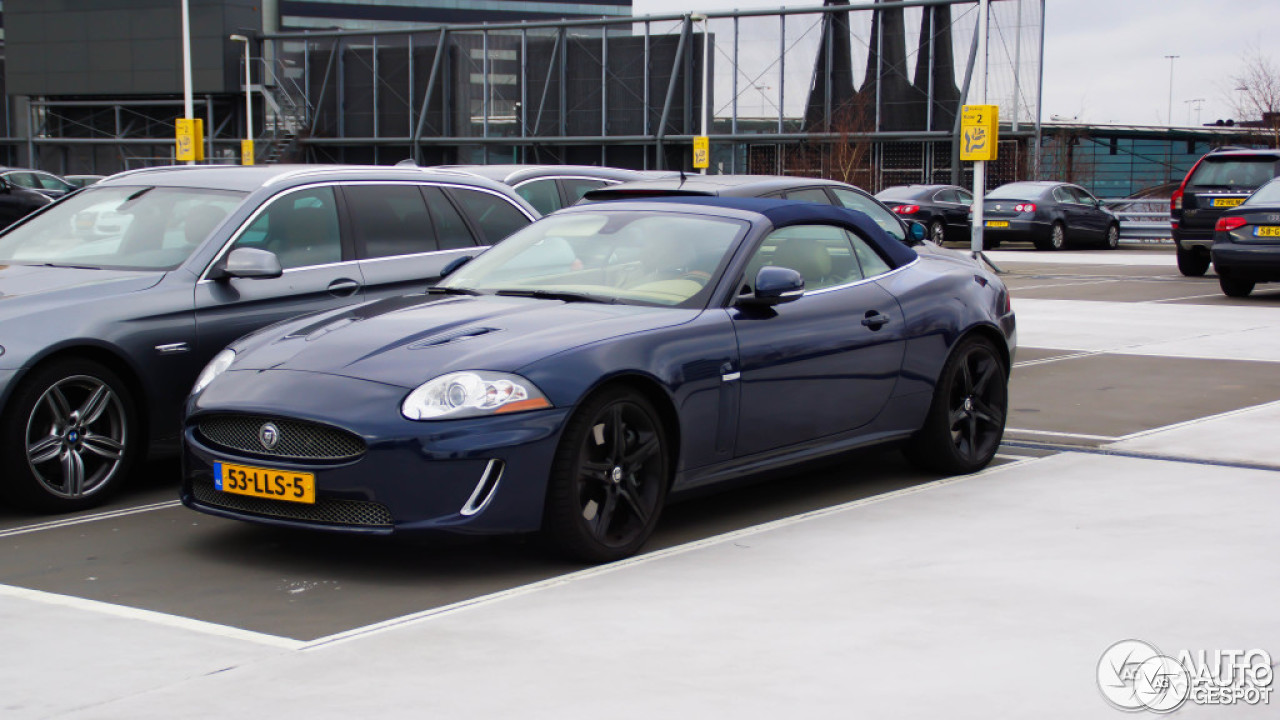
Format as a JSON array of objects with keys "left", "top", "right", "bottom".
[
  {"left": 1, "top": 359, "right": 137, "bottom": 511},
  {"left": 544, "top": 387, "right": 669, "bottom": 562},
  {"left": 905, "top": 337, "right": 1008, "bottom": 475}
]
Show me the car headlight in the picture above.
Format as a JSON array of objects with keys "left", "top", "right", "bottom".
[
  {"left": 402, "top": 371, "right": 551, "bottom": 420},
  {"left": 192, "top": 348, "right": 235, "bottom": 395}
]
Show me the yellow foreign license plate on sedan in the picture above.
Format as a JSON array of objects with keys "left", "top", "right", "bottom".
[
  {"left": 986, "top": 220, "right": 1009, "bottom": 228},
  {"left": 215, "top": 461, "right": 315, "bottom": 504},
  {"left": 1256, "top": 226, "right": 1280, "bottom": 237},
  {"left": 1212, "top": 197, "right": 1245, "bottom": 207}
]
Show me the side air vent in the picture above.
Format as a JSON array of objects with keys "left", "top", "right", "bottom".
[{"left": 409, "top": 326, "right": 499, "bottom": 349}]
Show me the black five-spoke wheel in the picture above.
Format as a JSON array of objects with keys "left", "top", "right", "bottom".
[
  {"left": 545, "top": 388, "right": 669, "bottom": 562},
  {"left": 1, "top": 359, "right": 136, "bottom": 511},
  {"left": 906, "top": 337, "right": 1008, "bottom": 474}
]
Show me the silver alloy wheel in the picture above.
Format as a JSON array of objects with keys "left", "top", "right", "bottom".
[
  {"left": 1106, "top": 224, "right": 1119, "bottom": 249},
  {"left": 1050, "top": 223, "right": 1065, "bottom": 250},
  {"left": 930, "top": 220, "right": 946, "bottom": 243},
  {"left": 25, "top": 374, "right": 127, "bottom": 499}
]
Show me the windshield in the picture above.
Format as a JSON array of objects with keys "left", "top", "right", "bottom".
[
  {"left": 439, "top": 210, "right": 748, "bottom": 307},
  {"left": 0, "top": 185, "right": 246, "bottom": 270},
  {"left": 1189, "top": 157, "right": 1278, "bottom": 190},
  {"left": 1244, "top": 177, "right": 1280, "bottom": 206}
]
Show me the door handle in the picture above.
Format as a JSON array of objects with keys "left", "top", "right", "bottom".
[
  {"left": 861, "top": 311, "right": 891, "bottom": 330},
  {"left": 328, "top": 278, "right": 361, "bottom": 297}
]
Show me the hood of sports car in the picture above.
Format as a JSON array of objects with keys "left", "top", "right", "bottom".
[{"left": 229, "top": 292, "right": 699, "bottom": 388}]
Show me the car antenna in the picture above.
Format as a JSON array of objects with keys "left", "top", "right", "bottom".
[{"left": 679, "top": 167, "right": 686, "bottom": 186}]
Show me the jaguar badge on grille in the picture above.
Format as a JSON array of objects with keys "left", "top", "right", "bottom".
[{"left": 259, "top": 422, "right": 281, "bottom": 450}]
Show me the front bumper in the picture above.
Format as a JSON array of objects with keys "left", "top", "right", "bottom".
[
  {"left": 1211, "top": 242, "right": 1280, "bottom": 282},
  {"left": 182, "top": 369, "right": 572, "bottom": 536}
]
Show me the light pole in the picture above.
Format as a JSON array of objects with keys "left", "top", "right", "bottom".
[
  {"left": 181, "top": 0, "right": 195, "bottom": 164},
  {"left": 230, "top": 34, "right": 254, "bottom": 165},
  {"left": 1164, "top": 54, "right": 1179, "bottom": 125},
  {"left": 692, "top": 13, "right": 709, "bottom": 174}
]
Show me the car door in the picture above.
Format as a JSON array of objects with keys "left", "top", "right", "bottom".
[
  {"left": 345, "top": 183, "right": 483, "bottom": 300},
  {"left": 193, "top": 184, "right": 366, "bottom": 356},
  {"left": 1070, "top": 186, "right": 1108, "bottom": 240},
  {"left": 1052, "top": 185, "right": 1085, "bottom": 239},
  {"left": 729, "top": 223, "right": 906, "bottom": 456}
]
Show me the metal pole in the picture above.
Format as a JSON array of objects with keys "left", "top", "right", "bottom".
[
  {"left": 777, "top": 14, "right": 785, "bottom": 136},
  {"left": 1012, "top": 0, "right": 1023, "bottom": 132},
  {"left": 412, "top": 29, "right": 448, "bottom": 163},
  {"left": 950, "top": 15, "right": 980, "bottom": 185},
  {"left": 732, "top": 14, "right": 738, "bottom": 173},
  {"left": 1033, "top": 0, "right": 1046, "bottom": 179},
  {"left": 699, "top": 14, "right": 709, "bottom": 173},
  {"left": 230, "top": 34, "right": 253, "bottom": 162},
  {"left": 655, "top": 18, "right": 691, "bottom": 170},
  {"left": 1164, "top": 55, "right": 1178, "bottom": 126},
  {"left": 181, "top": 0, "right": 195, "bottom": 164},
  {"left": 971, "top": 0, "right": 990, "bottom": 255}
]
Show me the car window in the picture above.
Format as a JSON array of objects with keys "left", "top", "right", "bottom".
[
  {"left": 36, "top": 173, "right": 72, "bottom": 192},
  {"left": 446, "top": 188, "right": 531, "bottom": 244},
  {"left": 1189, "top": 157, "right": 1279, "bottom": 189},
  {"left": 232, "top": 187, "right": 342, "bottom": 270},
  {"left": 934, "top": 188, "right": 958, "bottom": 204},
  {"left": 345, "top": 184, "right": 438, "bottom": 260},
  {"left": 1244, "top": 178, "right": 1280, "bottom": 205},
  {"left": 1070, "top": 187, "right": 1097, "bottom": 206},
  {"left": 7, "top": 172, "right": 38, "bottom": 189},
  {"left": 422, "top": 186, "right": 476, "bottom": 250},
  {"left": 744, "top": 224, "right": 860, "bottom": 292},
  {"left": 956, "top": 189, "right": 973, "bottom": 205},
  {"left": 561, "top": 178, "right": 611, "bottom": 206},
  {"left": 515, "top": 179, "right": 562, "bottom": 215},
  {"left": 1053, "top": 187, "right": 1074, "bottom": 204},
  {"left": 829, "top": 187, "right": 906, "bottom": 241},
  {"left": 784, "top": 188, "right": 834, "bottom": 204},
  {"left": 847, "top": 230, "right": 892, "bottom": 278},
  {"left": 0, "top": 185, "right": 245, "bottom": 270}
]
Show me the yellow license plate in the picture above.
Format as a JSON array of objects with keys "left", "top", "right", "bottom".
[
  {"left": 1212, "top": 197, "right": 1245, "bottom": 207},
  {"left": 986, "top": 220, "right": 1009, "bottom": 228},
  {"left": 214, "top": 461, "right": 315, "bottom": 504},
  {"left": 1256, "top": 226, "right": 1280, "bottom": 237}
]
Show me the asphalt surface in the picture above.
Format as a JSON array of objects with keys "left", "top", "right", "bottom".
[{"left": 4, "top": 244, "right": 1280, "bottom": 718}]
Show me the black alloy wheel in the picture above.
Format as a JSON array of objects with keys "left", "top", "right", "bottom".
[
  {"left": 929, "top": 219, "right": 946, "bottom": 244},
  {"left": 0, "top": 359, "right": 137, "bottom": 511},
  {"left": 905, "top": 337, "right": 1008, "bottom": 475},
  {"left": 1176, "top": 244, "right": 1210, "bottom": 276},
  {"left": 1104, "top": 224, "right": 1120, "bottom": 250},
  {"left": 544, "top": 387, "right": 669, "bottom": 562}
]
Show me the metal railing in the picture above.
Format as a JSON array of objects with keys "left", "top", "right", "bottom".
[{"left": 1102, "top": 198, "right": 1172, "bottom": 244}]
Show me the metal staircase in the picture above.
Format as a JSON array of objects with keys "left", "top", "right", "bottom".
[{"left": 251, "top": 58, "right": 312, "bottom": 164}]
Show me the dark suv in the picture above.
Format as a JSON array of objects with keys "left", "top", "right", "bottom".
[{"left": 1171, "top": 148, "right": 1280, "bottom": 276}]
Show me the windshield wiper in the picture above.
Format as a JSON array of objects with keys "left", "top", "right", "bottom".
[
  {"left": 426, "top": 286, "right": 482, "bottom": 296},
  {"left": 38, "top": 262, "right": 100, "bottom": 270},
  {"left": 495, "top": 289, "right": 615, "bottom": 304}
]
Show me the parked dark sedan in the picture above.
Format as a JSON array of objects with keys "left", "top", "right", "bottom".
[
  {"left": 1211, "top": 176, "right": 1280, "bottom": 297},
  {"left": 0, "top": 175, "right": 54, "bottom": 227},
  {"left": 0, "top": 168, "right": 77, "bottom": 199},
  {"left": 981, "top": 181, "right": 1120, "bottom": 250},
  {"left": 1172, "top": 148, "right": 1280, "bottom": 276},
  {"left": 0, "top": 164, "right": 537, "bottom": 512},
  {"left": 581, "top": 175, "right": 925, "bottom": 245},
  {"left": 876, "top": 184, "right": 973, "bottom": 244},
  {"left": 182, "top": 197, "right": 1015, "bottom": 562},
  {"left": 435, "top": 164, "right": 677, "bottom": 214}
]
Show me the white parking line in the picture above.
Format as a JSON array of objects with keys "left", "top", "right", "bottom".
[
  {"left": 1013, "top": 349, "right": 1106, "bottom": 368},
  {"left": 1144, "top": 292, "right": 1229, "bottom": 303},
  {"left": 0, "top": 583, "right": 303, "bottom": 649},
  {"left": 1109, "top": 399, "right": 1280, "bottom": 443},
  {"left": 0, "top": 500, "right": 182, "bottom": 539},
  {"left": 300, "top": 455, "right": 1042, "bottom": 651},
  {"left": 1005, "top": 428, "right": 1119, "bottom": 442}
]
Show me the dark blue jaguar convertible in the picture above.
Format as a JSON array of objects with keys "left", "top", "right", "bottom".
[{"left": 182, "top": 198, "right": 1015, "bottom": 561}]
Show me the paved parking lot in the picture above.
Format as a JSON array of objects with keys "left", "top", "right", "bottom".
[{"left": 4, "top": 246, "right": 1279, "bottom": 718}]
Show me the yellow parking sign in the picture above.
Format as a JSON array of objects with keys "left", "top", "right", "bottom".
[
  {"left": 693, "top": 136, "right": 709, "bottom": 169},
  {"left": 175, "top": 118, "right": 205, "bottom": 162},
  {"left": 960, "top": 105, "right": 998, "bottom": 162}
]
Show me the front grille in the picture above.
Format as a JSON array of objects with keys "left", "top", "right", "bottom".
[
  {"left": 191, "top": 480, "right": 394, "bottom": 528},
  {"left": 196, "top": 414, "right": 365, "bottom": 461}
]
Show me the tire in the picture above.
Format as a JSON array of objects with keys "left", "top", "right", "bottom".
[
  {"left": 1219, "top": 275, "right": 1255, "bottom": 298},
  {"left": 1176, "top": 244, "right": 1210, "bottom": 276},
  {"left": 983, "top": 236, "right": 1001, "bottom": 250},
  {"left": 904, "top": 337, "right": 1008, "bottom": 475},
  {"left": 929, "top": 219, "right": 946, "bottom": 244},
  {"left": 543, "top": 387, "right": 670, "bottom": 562},
  {"left": 0, "top": 358, "right": 137, "bottom": 511},
  {"left": 1103, "top": 224, "right": 1120, "bottom": 250},
  {"left": 1047, "top": 222, "right": 1067, "bottom": 251}
]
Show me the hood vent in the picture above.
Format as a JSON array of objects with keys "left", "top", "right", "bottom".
[{"left": 409, "top": 326, "right": 500, "bottom": 349}]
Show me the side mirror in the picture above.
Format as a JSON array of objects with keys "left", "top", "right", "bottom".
[
  {"left": 214, "top": 247, "right": 283, "bottom": 280},
  {"left": 0, "top": 177, "right": 10, "bottom": 193},
  {"left": 440, "top": 254, "right": 473, "bottom": 278},
  {"left": 906, "top": 221, "right": 926, "bottom": 243},
  {"left": 737, "top": 266, "right": 804, "bottom": 307}
]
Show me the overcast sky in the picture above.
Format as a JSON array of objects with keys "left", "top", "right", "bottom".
[{"left": 631, "top": 0, "right": 1280, "bottom": 127}]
